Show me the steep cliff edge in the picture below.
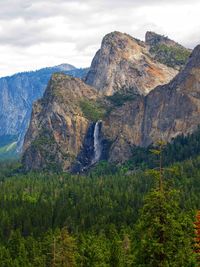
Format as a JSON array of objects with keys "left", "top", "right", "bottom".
[
  {"left": 22, "top": 74, "right": 98, "bottom": 171},
  {"left": 103, "top": 45, "right": 200, "bottom": 163},
  {"left": 85, "top": 31, "right": 177, "bottom": 96}
]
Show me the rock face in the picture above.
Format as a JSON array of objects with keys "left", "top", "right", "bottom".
[
  {"left": 0, "top": 64, "right": 88, "bottom": 159},
  {"left": 22, "top": 74, "right": 98, "bottom": 171},
  {"left": 103, "top": 45, "right": 200, "bottom": 163},
  {"left": 145, "top": 31, "right": 191, "bottom": 70},
  {"left": 85, "top": 31, "right": 177, "bottom": 96},
  {"left": 23, "top": 31, "right": 200, "bottom": 172}
]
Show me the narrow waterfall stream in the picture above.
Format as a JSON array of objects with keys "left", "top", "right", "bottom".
[{"left": 91, "top": 121, "right": 102, "bottom": 164}]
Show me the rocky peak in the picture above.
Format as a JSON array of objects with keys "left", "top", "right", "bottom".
[
  {"left": 145, "top": 31, "right": 179, "bottom": 48},
  {"left": 22, "top": 73, "right": 98, "bottom": 171},
  {"left": 44, "top": 73, "right": 97, "bottom": 103},
  {"left": 101, "top": 31, "right": 145, "bottom": 55},
  {"left": 85, "top": 31, "right": 177, "bottom": 96},
  {"left": 0, "top": 64, "right": 88, "bottom": 160},
  {"left": 145, "top": 31, "right": 191, "bottom": 70}
]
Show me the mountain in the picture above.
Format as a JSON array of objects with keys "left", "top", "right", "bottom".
[
  {"left": 145, "top": 31, "right": 191, "bottom": 70},
  {"left": 103, "top": 45, "right": 200, "bottom": 163},
  {"left": 85, "top": 31, "right": 177, "bottom": 95},
  {"left": 0, "top": 64, "right": 88, "bottom": 159},
  {"left": 22, "top": 73, "right": 98, "bottom": 171},
  {"left": 22, "top": 31, "right": 197, "bottom": 172}
]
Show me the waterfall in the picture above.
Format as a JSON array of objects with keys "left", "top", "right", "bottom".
[{"left": 91, "top": 121, "right": 102, "bottom": 164}]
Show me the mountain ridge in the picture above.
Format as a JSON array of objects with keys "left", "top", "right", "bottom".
[{"left": 22, "top": 31, "right": 199, "bottom": 172}]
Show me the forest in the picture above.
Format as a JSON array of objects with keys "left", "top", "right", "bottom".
[{"left": 0, "top": 132, "right": 200, "bottom": 266}]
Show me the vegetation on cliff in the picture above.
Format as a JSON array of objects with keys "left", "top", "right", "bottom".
[
  {"left": 150, "top": 44, "right": 191, "bottom": 69},
  {"left": 79, "top": 100, "right": 106, "bottom": 121}
]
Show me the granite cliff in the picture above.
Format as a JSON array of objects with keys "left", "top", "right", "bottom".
[
  {"left": 85, "top": 31, "right": 177, "bottom": 95},
  {"left": 22, "top": 74, "right": 99, "bottom": 171},
  {"left": 23, "top": 31, "right": 200, "bottom": 172},
  {"left": 103, "top": 45, "right": 200, "bottom": 163}
]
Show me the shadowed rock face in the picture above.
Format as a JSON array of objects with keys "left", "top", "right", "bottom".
[
  {"left": 103, "top": 45, "right": 200, "bottom": 163},
  {"left": 85, "top": 31, "right": 177, "bottom": 96}
]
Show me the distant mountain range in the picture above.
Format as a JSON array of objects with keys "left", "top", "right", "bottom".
[{"left": 0, "top": 64, "right": 88, "bottom": 159}]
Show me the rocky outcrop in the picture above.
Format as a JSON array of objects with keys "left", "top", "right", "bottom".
[
  {"left": 85, "top": 31, "right": 177, "bottom": 96},
  {"left": 22, "top": 74, "right": 98, "bottom": 171},
  {"left": 103, "top": 45, "right": 200, "bottom": 163},
  {"left": 0, "top": 64, "right": 88, "bottom": 159},
  {"left": 22, "top": 32, "right": 200, "bottom": 172},
  {"left": 145, "top": 31, "right": 191, "bottom": 70}
]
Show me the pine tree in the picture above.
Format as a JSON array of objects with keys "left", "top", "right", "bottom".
[
  {"left": 51, "top": 227, "right": 77, "bottom": 267},
  {"left": 134, "top": 141, "right": 197, "bottom": 266}
]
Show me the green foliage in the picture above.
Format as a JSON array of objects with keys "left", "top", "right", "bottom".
[
  {"left": 150, "top": 44, "right": 191, "bottom": 69},
  {"left": 1, "top": 145, "right": 200, "bottom": 265},
  {"left": 134, "top": 189, "right": 197, "bottom": 266},
  {"left": 133, "top": 145, "right": 197, "bottom": 266},
  {"left": 80, "top": 100, "right": 106, "bottom": 121},
  {"left": 126, "top": 126, "right": 200, "bottom": 170},
  {"left": 106, "top": 91, "right": 136, "bottom": 108},
  {"left": 52, "top": 227, "right": 77, "bottom": 267}
]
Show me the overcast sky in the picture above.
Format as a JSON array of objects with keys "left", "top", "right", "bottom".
[{"left": 0, "top": 0, "right": 200, "bottom": 77}]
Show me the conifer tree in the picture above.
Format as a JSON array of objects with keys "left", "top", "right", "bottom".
[
  {"left": 134, "top": 141, "right": 197, "bottom": 266},
  {"left": 51, "top": 227, "right": 77, "bottom": 267}
]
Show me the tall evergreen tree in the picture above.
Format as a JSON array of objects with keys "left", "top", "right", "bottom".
[
  {"left": 51, "top": 227, "right": 77, "bottom": 267},
  {"left": 134, "top": 142, "right": 197, "bottom": 266}
]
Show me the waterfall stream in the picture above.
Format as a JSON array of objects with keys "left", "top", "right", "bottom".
[{"left": 91, "top": 121, "right": 102, "bottom": 164}]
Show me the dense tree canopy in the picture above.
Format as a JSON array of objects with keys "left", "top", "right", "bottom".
[{"left": 1, "top": 131, "right": 200, "bottom": 265}]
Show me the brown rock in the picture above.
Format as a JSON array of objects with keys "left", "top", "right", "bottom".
[
  {"left": 85, "top": 31, "right": 177, "bottom": 96},
  {"left": 22, "top": 73, "right": 98, "bottom": 171},
  {"left": 103, "top": 45, "right": 200, "bottom": 163}
]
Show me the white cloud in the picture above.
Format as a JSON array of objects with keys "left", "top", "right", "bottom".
[{"left": 0, "top": 0, "right": 199, "bottom": 77}]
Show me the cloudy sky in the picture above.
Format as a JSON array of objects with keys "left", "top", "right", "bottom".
[{"left": 0, "top": 0, "right": 200, "bottom": 77}]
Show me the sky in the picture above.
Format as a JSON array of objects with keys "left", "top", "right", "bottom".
[{"left": 0, "top": 0, "right": 200, "bottom": 77}]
